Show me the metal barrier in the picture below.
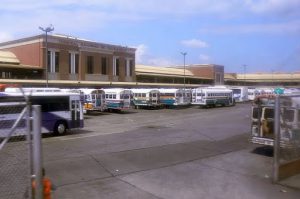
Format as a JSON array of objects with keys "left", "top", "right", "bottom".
[
  {"left": 0, "top": 95, "right": 31, "bottom": 199},
  {"left": 0, "top": 89, "right": 43, "bottom": 199},
  {"left": 273, "top": 95, "right": 300, "bottom": 182}
]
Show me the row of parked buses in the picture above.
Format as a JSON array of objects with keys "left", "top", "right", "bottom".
[
  {"left": 78, "top": 86, "right": 297, "bottom": 113},
  {"left": 0, "top": 86, "right": 236, "bottom": 137},
  {"left": 72, "top": 86, "right": 237, "bottom": 113},
  {"left": 2, "top": 85, "right": 298, "bottom": 137}
]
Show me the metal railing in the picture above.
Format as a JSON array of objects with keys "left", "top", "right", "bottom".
[{"left": 0, "top": 88, "right": 43, "bottom": 199}]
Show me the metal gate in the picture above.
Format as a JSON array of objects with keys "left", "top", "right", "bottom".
[
  {"left": 273, "top": 94, "right": 300, "bottom": 186},
  {"left": 0, "top": 89, "right": 43, "bottom": 199}
]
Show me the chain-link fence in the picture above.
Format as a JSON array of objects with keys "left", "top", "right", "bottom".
[
  {"left": 0, "top": 94, "right": 31, "bottom": 199},
  {"left": 274, "top": 95, "right": 300, "bottom": 183}
]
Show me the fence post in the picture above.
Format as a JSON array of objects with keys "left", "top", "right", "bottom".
[
  {"left": 273, "top": 95, "right": 280, "bottom": 182},
  {"left": 32, "top": 105, "right": 43, "bottom": 199},
  {"left": 26, "top": 102, "right": 33, "bottom": 199}
]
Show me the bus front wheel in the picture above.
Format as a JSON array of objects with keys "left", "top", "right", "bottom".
[{"left": 54, "top": 121, "right": 67, "bottom": 135}]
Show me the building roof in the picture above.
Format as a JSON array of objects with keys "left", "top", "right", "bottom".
[
  {"left": 0, "top": 34, "right": 136, "bottom": 54},
  {"left": 135, "top": 64, "right": 212, "bottom": 80},
  {"left": 225, "top": 73, "right": 300, "bottom": 82},
  {"left": 0, "top": 51, "right": 20, "bottom": 64}
]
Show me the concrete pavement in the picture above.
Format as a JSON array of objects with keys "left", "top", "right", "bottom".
[
  {"left": 40, "top": 104, "right": 300, "bottom": 199},
  {"left": 47, "top": 135, "right": 300, "bottom": 199}
]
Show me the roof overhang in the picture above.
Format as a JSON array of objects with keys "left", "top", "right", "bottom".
[
  {"left": 0, "top": 64, "right": 43, "bottom": 70},
  {"left": 0, "top": 79, "right": 205, "bottom": 88},
  {"left": 136, "top": 72, "right": 212, "bottom": 80}
]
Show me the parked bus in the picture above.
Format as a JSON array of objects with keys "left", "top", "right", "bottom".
[
  {"left": 250, "top": 94, "right": 300, "bottom": 146},
  {"left": 102, "top": 88, "right": 133, "bottom": 111},
  {"left": 79, "top": 89, "right": 106, "bottom": 114},
  {"left": 191, "top": 86, "right": 235, "bottom": 107},
  {"left": 131, "top": 88, "right": 161, "bottom": 109},
  {"left": 259, "top": 87, "right": 274, "bottom": 96},
  {"left": 158, "top": 88, "right": 191, "bottom": 107},
  {"left": 248, "top": 88, "right": 261, "bottom": 101},
  {"left": 230, "top": 86, "right": 248, "bottom": 102},
  {"left": 1, "top": 87, "right": 84, "bottom": 136}
]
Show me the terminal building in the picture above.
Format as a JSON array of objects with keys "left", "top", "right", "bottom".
[
  {"left": 225, "top": 73, "right": 300, "bottom": 87},
  {"left": 0, "top": 34, "right": 136, "bottom": 87},
  {"left": 0, "top": 34, "right": 299, "bottom": 88}
]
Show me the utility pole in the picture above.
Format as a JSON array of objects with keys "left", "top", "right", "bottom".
[
  {"left": 181, "top": 52, "right": 187, "bottom": 91},
  {"left": 39, "top": 25, "right": 54, "bottom": 87}
]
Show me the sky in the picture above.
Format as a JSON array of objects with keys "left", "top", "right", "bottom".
[{"left": 0, "top": 0, "right": 300, "bottom": 73}]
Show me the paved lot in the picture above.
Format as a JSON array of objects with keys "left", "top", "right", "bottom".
[{"left": 3, "top": 103, "right": 300, "bottom": 199}]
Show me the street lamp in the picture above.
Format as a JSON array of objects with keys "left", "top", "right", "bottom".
[
  {"left": 181, "top": 52, "right": 187, "bottom": 90},
  {"left": 39, "top": 25, "right": 54, "bottom": 87},
  {"left": 243, "top": 64, "right": 247, "bottom": 86}
]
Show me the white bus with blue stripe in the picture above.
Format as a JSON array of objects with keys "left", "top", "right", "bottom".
[
  {"left": 158, "top": 88, "right": 191, "bottom": 107},
  {"left": 0, "top": 88, "right": 84, "bottom": 136},
  {"left": 103, "top": 88, "right": 133, "bottom": 111},
  {"left": 131, "top": 88, "right": 161, "bottom": 109},
  {"left": 75, "top": 88, "right": 106, "bottom": 114}
]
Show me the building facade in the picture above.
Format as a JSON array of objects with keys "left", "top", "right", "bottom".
[
  {"left": 0, "top": 34, "right": 136, "bottom": 83},
  {"left": 225, "top": 73, "right": 300, "bottom": 86},
  {"left": 186, "top": 64, "right": 224, "bottom": 85},
  {"left": 135, "top": 64, "right": 214, "bottom": 86},
  {"left": 0, "top": 50, "right": 43, "bottom": 80}
]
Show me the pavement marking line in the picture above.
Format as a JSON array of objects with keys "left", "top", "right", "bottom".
[{"left": 58, "top": 130, "right": 128, "bottom": 141}]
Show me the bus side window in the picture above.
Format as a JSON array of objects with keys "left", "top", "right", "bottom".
[
  {"left": 283, "top": 109, "right": 294, "bottom": 122},
  {"left": 0, "top": 106, "right": 24, "bottom": 114},
  {"left": 264, "top": 108, "right": 274, "bottom": 119}
]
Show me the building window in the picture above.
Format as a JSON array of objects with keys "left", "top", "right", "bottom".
[
  {"left": 1, "top": 71, "right": 11, "bottom": 78},
  {"left": 47, "top": 50, "right": 60, "bottom": 73},
  {"left": 69, "top": 52, "right": 79, "bottom": 74},
  {"left": 216, "top": 73, "right": 221, "bottom": 84},
  {"left": 130, "top": 60, "right": 133, "bottom": 76},
  {"left": 113, "top": 56, "right": 119, "bottom": 76},
  {"left": 87, "top": 56, "right": 94, "bottom": 74},
  {"left": 101, "top": 57, "right": 107, "bottom": 75},
  {"left": 116, "top": 59, "right": 119, "bottom": 76},
  {"left": 126, "top": 58, "right": 134, "bottom": 77},
  {"left": 55, "top": 52, "right": 59, "bottom": 72}
]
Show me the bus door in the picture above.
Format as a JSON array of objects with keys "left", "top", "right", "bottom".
[
  {"left": 260, "top": 107, "right": 274, "bottom": 138},
  {"left": 150, "top": 92, "right": 159, "bottom": 105},
  {"left": 71, "top": 99, "right": 81, "bottom": 128},
  {"left": 192, "top": 90, "right": 196, "bottom": 103},
  {"left": 177, "top": 91, "right": 183, "bottom": 104},
  {"left": 122, "top": 91, "right": 131, "bottom": 108},
  {"left": 184, "top": 90, "right": 191, "bottom": 104},
  {"left": 93, "top": 91, "right": 104, "bottom": 109}
]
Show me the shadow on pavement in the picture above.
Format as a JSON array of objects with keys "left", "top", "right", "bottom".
[{"left": 252, "top": 146, "right": 273, "bottom": 157}]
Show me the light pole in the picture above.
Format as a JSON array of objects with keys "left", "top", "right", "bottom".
[
  {"left": 39, "top": 25, "right": 54, "bottom": 87},
  {"left": 243, "top": 64, "right": 247, "bottom": 86},
  {"left": 181, "top": 52, "right": 187, "bottom": 90}
]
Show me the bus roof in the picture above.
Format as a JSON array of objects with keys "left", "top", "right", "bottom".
[
  {"left": 193, "top": 87, "right": 232, "bottom": 92},
  {"left": 131, "top": 88, "right": 159, "bottom": 93},
  {"left": 1, "top": 90, "right": 80, "bottom": 97},
  {"left": 102, "top": 88, "right": 132, "bottom": 94},
  {"left": 5, "top": 87, "right": 62, "bottom": 93}
]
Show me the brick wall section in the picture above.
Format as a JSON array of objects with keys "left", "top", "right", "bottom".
[
  {"left": 2, "top": 42, "right": 42, "bottom": 68},
  {"left": 187, "top": 66, "right": 214, "bottom": 78},
  {"left": 59, "top": 50, "right": 69, "bottom": 80}
]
